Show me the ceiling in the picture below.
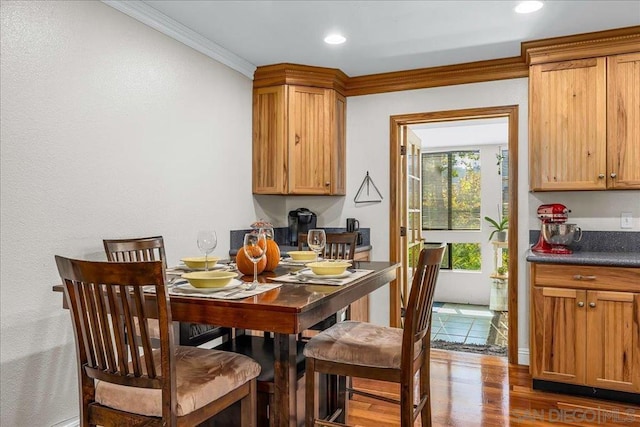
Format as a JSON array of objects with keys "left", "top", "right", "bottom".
[{"left": 131, "top": 1, "right": 640, "bottom": 78}]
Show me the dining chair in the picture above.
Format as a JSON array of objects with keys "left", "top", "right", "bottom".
[
  {"left": 103, "top": 236, "right": 231, "bottom": 346},
  {"left": 303, "top": 244, "right": 446, "bottom": 427},
  {"left": 55, "top": 256, "right": 260, "bottom": 427},
  {"left": 297, "top": 232, "right": 358, "bottom": 260}
]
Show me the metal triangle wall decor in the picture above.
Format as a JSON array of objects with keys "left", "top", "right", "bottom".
[{"left": 354, "top": 171, "right": 383, "bottom": 204}]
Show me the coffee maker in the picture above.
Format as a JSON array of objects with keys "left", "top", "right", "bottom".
[{"left": 288, "top": 208, "right": 317, "bottom": 246}]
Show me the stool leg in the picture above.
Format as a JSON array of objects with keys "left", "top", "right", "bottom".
[{"left": 305, "top": 358, "right": 319, "bottom": 427}]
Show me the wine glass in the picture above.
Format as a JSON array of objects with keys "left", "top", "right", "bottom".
[
  {"left": 197, "top": 230, "right": 217, "bottom": 271},
  {"left": 307, "top": 229, "right": 326, "bottom": 262},
  {"left": 243, "top": 231, "right": 266, "bottom": 290}
]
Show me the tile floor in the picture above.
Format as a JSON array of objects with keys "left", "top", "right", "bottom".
[{"left": 431, "top": 302, "right": 508, "bottom": 347}]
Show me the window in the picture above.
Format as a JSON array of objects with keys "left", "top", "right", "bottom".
[
  {"left": 421, "top": 151, "right": 481, "bottom": 230},
  {"left": 422, "top": 150, "right": 481, "bottom": 271},
  {"left": 430, "top": 242, "right": 482, "bottom": 271},
  {"left": 499, "top": 148, "right": 509, "bottom": 218}
]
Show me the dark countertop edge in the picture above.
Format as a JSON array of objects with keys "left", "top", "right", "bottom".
[
  {"left": 229, "top": 244, "right": 373, "bottom": 257},
  {"left": 526, "top": 249, "right": 640, "bottom": 268}
]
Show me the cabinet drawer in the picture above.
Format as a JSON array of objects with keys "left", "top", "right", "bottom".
[{"left": 532, "top": 264, "right": 640, "bottom": 292}]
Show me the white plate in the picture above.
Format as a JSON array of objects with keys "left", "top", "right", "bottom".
[
  {"left": 175, "top": 263, "right": 226, "bottom": 272},
  {"left": 172, "top": 280, "right": 242, "bottom": 294},
  {"left": 281, "top": 257, "right": 322, "bottom": 263},
  {"left": 300, "top": 270, "right": 352, "bottom": 280}
]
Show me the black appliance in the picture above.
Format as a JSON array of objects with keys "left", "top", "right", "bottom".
[{"left": 288, "top": 208, "right": 317, "bottom": 246}]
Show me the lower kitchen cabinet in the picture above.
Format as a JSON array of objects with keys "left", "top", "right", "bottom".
[{"left": 530, "top": 263, "right": 640, "bottom": 394}]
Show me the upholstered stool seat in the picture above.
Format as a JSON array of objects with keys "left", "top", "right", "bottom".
[
  {"left": 96, "top": 346, "right": 260, "bottom": 417},
  {"left": 304, "top": 321, "right": 411, "bottom": 369}
]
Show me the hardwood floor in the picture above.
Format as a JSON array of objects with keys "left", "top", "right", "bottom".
[{"left": 347, "top": 350, "right": 640, "bottom": 426}]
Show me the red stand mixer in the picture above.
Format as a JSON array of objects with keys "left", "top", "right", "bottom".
[{"left": 532, "top": 204, "right": 582, "bottom": 254}]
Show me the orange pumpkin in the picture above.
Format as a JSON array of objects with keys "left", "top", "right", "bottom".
[
  {"left": 236, "top": 246, "right": 267, "bottom": 275},
  {"left": 264, "top": 239, "right": 281, "bottom": 272}
]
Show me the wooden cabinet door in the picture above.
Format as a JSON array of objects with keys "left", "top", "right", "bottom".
[
  {"left": 607, "top": 53, "right": 640, "bottom": 190},
  {"left": 253, "top": 86, "right": 287, "bottom": 194},
  {"left": 287, "top": 85, "right": 331, "bottom": 194},
  {"left": 531, "top": 287, "right": 586, "bottom": 384},
  {"left": 529, "top": 58, "right": 607, "bottom": 190},
  {"left": 586, "top": 290, "right": 640, "bottom": 393},
  {"left": 330, "top": 91, "right": 346, "bottom": 195}
]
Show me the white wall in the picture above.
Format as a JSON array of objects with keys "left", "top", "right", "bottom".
[
  {"left": 342, "top": 79, "right": 533, "bottom": 362},
  {"left": 0, "top": 1, "right": 255, "bottom": 425}
]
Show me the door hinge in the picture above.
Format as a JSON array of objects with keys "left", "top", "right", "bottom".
[
  {"left": 400, "top": 146, "right": 407, "bottom": 155},
  {"left": 400, "top": 226, "right": 407, "bottom": 237}
]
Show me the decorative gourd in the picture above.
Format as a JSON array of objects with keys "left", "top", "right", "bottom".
[
  {"left": 264, "top": 239, "right": 281, "bottom": 272},
  {"left": 236, "top": 246, "right": 267, "bottom": 275}
]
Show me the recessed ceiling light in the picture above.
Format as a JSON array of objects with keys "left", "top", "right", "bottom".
[
  {"left": 324, "top": 34, "right": 346, "bottom": 45},
  {"left": 515, "top": 1, "right": 543, "bottom": 14}
]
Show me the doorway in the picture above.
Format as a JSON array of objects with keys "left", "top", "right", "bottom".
[{"left": 389, "top": 105, "right": 519, "bottom": 363}]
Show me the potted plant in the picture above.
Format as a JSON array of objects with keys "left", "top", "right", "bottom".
[{"left": 485, "top": 215, "right": 508, "bottom": 242}]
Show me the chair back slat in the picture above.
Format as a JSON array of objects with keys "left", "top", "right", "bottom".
[
  {"left": 402, "top": 245, "right": 445, "bottom": 376},
  {"left": 133, "top": 286, "right": 156, "bottom": 378},
  {"left": 93, "top": 283, "right": 117, "bottom": 372},
  {"left": 56, "top": 256, "right": 170, "bottom": 392},
  {"left": 298, "top": 232, "right": 358, "bottom": 260},
  {"left": 104, "top": 236, "right": 167, "bottom": 269},
  {"left": 105, "top": 285, "right": 130, "bottom": 374}
]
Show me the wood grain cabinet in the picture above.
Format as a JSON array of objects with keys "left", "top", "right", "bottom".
[
  {"left": 529, "top": 52, "right": 640, "bottom": 191},
  {"left": 252, "top": 64, "right": 347, "bottom": 195},
  {"left": 530, "top": 263, "right": 640, "bottom": 394}
]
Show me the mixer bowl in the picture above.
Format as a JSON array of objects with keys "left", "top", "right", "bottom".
[{"left": 541, "top": 223, "right": 582, "bottom": 246}]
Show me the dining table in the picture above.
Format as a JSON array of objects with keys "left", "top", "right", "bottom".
[{"left": 53, "top": 260, "right": 398, "bottom": 427}]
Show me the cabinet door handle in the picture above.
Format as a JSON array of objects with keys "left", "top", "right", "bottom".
[
  {"left": 325, "top": 182, "right": 330, "bottom": 186},
  {"left": 589, "top": 302, "right": 596, "bottom": 308},
  {"left": 573, "top": 275, "right": 596, "bottom": 281},
  {"left": 577, "top": 301, "right": 585, "bottom": 307},
  {"left": 598, "top": 174, "right": 605, "bottom": 179},
  {"left": 610, "top": 172, "right": 617, "bottom": 178},
  {"left": 295, "top": 134, "right": 300, "bottom": 144}
]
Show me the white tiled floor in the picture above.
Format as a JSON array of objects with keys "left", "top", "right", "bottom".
[{"left": 431, "top": 303, "right": 508, "bottom": 347}]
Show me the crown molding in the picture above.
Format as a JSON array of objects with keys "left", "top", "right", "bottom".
[
  {"left": 345, "top": 56, "right": 528, "bottom": 97},
  {"left": 102, "top": 0, "right": 256, "bottom": 79},
  {"left": 254, "top": 63, "right": 349, "bottom": 96},
  {"left": 523, "top": 25, "right": 640, "bottom": 65}
]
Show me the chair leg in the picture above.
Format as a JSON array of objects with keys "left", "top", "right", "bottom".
[
  {"left": 400, "top": 381, "right": 413, "bottom": 427},
  {"left": 305, "top": 358, "right": 319, "bottom": 427},
  {"left": 241, "top": 379, "right": 257, "bottom": 427},
  {"left": 420, "top": 363, "right": 432, "bottom": 427}
]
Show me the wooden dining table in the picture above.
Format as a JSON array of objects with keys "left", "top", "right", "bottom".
[{"left": 53, "top": 260, "right": 398, "bottom": 427}]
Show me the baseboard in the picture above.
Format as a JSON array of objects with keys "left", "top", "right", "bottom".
[
  {"left": 518, "top": 348, "right": 530, "bottom": 366},
  {"left": 51, "top": 417, "right": 79, "bottom": 427}
]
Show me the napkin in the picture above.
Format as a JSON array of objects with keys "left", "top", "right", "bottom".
[{"left": 168, "top": 281, "right": 282, "bottom": 300}]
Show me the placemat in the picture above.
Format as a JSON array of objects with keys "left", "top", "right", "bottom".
[
  {"left": 268, "top": 269, "right": 374, "bottom": 286},
  {"left": 146, "top": 280, "right": 282, "bottom": 300}
]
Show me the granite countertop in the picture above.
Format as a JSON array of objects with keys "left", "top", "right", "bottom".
[
  {"left": 526, "top": 230, "right": 639, "bottom": 268},
  {"left": 526, "top": 249, "right": 640, "bottom": 268}
]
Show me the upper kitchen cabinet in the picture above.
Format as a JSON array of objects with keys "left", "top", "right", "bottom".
[
  {"left": 527, "top": 29, "right": 640, "bottom": 191},
  {"left": 252, "top": 64, "right": 347, "bottom": 195}
]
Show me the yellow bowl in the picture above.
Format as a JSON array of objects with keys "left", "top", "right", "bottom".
[
  {"left": 181, "top": 271, "right": 237, "bottom": 288},
  {"left": 181, "top": 256, "right": 220, "bottom": 269},
  {"left": 306, "top": 261, "right": 352, "bottom": 276},
  {"left": 287, "top": 251, "right": 317, "bottom": 261}
]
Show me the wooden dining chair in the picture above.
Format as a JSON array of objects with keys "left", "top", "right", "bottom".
[
  {"left": 103, "top": 236, "right": 231, "bottom": 346},
  {"left": 55, "top": 256, "right": 260, "bottom": 427},
  {"left": 303, "top": 244, "right": 446, "bottom": 427},
  {"left": 298, "top": 232, "right": 358, "bottom": 260}
]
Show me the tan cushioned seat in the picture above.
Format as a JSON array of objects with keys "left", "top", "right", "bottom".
[
  {"left": 304, "top": 321, "right": 419, "bottom": 369},
  {"left": 95, "top": 346, "right": 261, "bottom": 417}
]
